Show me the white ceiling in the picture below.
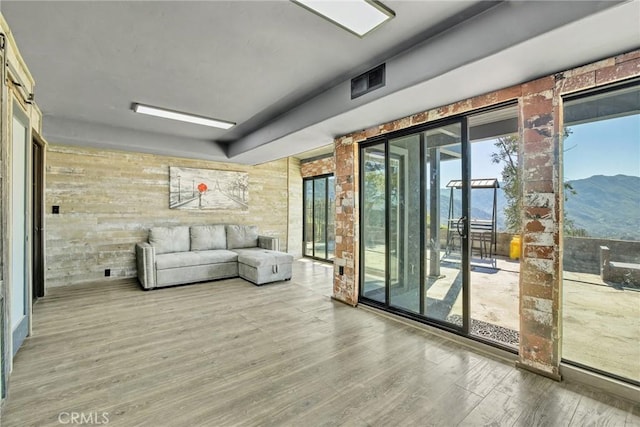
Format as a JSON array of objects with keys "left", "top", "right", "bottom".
[{"left": 2, "top": 1, "right": 639, "bottom": 164}]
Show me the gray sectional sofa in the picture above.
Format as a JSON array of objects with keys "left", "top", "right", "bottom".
[{"left": 136, "top": 224, "right": 293, "bottom": 289}]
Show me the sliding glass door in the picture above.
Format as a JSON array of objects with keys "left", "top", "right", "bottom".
[
  {"left": 303, "top": 175, "right": 335, "bottom": 261},
  {"left": 388, "top": 134, "right": 421, "bottom": 314},
  {"left": 423, "top": 123, "right": 466, "bottom": 327},
  {"left": 562, "top": 82, "right": 640, "bottom": 384},
  {"left": 361, "top": 144, "right": 386, "bottom": 302},
  {"left": 360, "top": 119, "right": 468, "bottom": 331},
  {"left": 359, "top": 106, "right": 521, "bottom": 348}
]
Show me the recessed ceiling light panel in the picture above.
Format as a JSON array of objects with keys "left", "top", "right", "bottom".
[
  {"left": 132, "top": 103, "right": 235, "bottom": 130},
  {"left": 293, "top": 0, "right": 395, "bottom": 37}
]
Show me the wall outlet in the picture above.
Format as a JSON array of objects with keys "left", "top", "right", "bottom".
[{"left": 104, "top": 269, "right": 111, "bottom": 277}]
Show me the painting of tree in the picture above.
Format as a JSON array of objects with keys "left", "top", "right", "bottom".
[{"left": 169, "top": 166, "right": 249, "bottom": 210}]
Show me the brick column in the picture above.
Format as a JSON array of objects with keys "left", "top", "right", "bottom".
[
  {"left": 300, "top": 156, "right": 335, "bottom": 178},
  {"left": 333, "top": 136, "right": 359, "bottom": 305},
  {"left": 517, "top": 76, "right": 562, "bottom": 379}
]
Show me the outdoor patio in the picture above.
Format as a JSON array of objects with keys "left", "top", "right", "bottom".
[
  {"left": 563, "top": 271, "right": 640, "bottom": 382},
  {"left": 362, "top": 247, "right": 640, "bottom": 383}
]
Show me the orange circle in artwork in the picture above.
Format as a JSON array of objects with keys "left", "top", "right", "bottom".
[{"left": 197, "top": 183, "right": 208, "bottom": 193}]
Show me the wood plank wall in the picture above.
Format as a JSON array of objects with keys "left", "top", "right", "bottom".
[{"left": 45, "top": 144, "right": 301, "bottom": 287}]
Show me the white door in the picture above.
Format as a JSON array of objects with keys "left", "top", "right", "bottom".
[{"left": 11, "top": 112, "right": 28, "bottom": 355}]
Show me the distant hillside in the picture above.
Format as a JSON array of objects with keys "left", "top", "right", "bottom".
[
  {"left": 433, "top": 189, "right": 507, "bottom": 230},
  {"left": 443, "top": 174, "right": 639, "bottom": 240},
  {"left": 564, "top": 175, "right": 640, "bottom": 240}
]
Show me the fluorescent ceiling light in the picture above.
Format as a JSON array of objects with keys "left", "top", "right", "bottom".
[
  {"left": 132, "top": 103, "right": 235, "bottom": 130},
  {"left": 293, "top": 0, "right": 395, "bottom": 37}
]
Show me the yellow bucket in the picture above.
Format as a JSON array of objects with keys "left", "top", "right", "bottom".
[{"left": 510, "top": 235, "right": 521, "bottom": 260}]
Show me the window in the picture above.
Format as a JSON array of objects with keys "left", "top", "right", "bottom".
[
  {"left": 303, "top": 175, "right": 335, "bottom": 261},
  {"left": 562, "top": 81, "right": 640, "bottom": 384}
]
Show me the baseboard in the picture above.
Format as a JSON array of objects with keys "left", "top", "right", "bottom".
[{"left": 560, "top": 363, "right": 640, "bottom": 404}]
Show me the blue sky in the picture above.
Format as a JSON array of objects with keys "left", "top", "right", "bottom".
[
  {"left": 438, "top": 114, "right": 639, "bottom": 185},
  {"left": 563, "top": 114, "right": 640, "bottom": 181},
  {"left": 439, "top": 139, "right": 504, "bottom": 186}
]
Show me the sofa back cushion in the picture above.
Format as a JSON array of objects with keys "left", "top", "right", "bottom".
[
  {"left": 226, "top": 225, "right": 259, "bottom": 249},
  {"left": 190, "top": 225, "right": 227, "bottom": 251},
  {"left": 149, "top": 226, "right": 190, "bottom": 254}
]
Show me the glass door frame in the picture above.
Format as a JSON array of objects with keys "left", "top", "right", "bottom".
[
  {"left": 358, "top": 116, "right": 471, "bottom": 335},
  {"left": 560, "top": 78, "right": 640, "bottom": 386},
  {"left": 303, "top": 173, "right": 335, "bottom": 262}
]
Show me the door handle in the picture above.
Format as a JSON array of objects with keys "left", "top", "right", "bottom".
[{"left": 456, "top": 216, "right": 467, "bottom": 238}]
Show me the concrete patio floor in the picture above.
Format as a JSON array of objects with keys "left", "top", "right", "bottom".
[
  {"left": 563, "top": 271, "right": 640, "bottom": 383},
  {"left": 449, "top": 260, "right": 639, "bottom": 382}
]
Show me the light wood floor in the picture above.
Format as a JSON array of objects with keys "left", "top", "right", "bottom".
[{"left": 2, "top": 259, "right": 638, "bottom": 426}]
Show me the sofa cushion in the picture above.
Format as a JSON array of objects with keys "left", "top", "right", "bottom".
[
  {"left": 197, "top": 250, "right": 238, "bottom": 265},
  {"left": 156, "top": 250, "right": 238, "bottom": 270},
  {"left": 190, "top": 225, "right": 227, "bottom": 251},
  {"left": 149, "top": 226, "right": 190, "bottom": 255},
  {"left": 226, "top": 225, "right": 259, "bottom": 249},
  {"left": 233, "top": 248, "right": 293, "bottom": 268}
]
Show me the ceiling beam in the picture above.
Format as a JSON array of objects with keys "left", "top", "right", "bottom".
[{"left": 228, "top": 0, "right": 628, "bottom": 162}]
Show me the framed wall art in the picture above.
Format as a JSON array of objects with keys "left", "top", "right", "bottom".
[{"left": 169, "top": 166, "right": 248, "bottom": 210}]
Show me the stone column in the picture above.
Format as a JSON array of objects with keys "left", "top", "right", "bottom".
[
  {"left": 333, "top": 136, "right": 359, "bottom": 305},
  {"left": 517, "top": 76, "right": 562, "bottom": 379}
]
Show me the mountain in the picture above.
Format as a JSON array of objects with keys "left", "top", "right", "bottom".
[
  {"left": 450, "top": 174, "right": 639, "bottom": 240},
  {"left": 433, "top": 188, "right": 507, "bottom": 230},
  {"left": 384, "top": 175, "right": 638, "bottom": 240},
  {"left": 564, "top": 175, "right": 640, "bottom": 240}
]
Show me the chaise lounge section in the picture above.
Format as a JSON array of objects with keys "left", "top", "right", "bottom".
[{"left": 136, "top": 224, "right": 292, "bottom": 290}]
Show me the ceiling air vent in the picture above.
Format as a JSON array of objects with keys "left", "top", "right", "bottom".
[{"left": 351, "top": 63, "right": 385, "bottom": 99}]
